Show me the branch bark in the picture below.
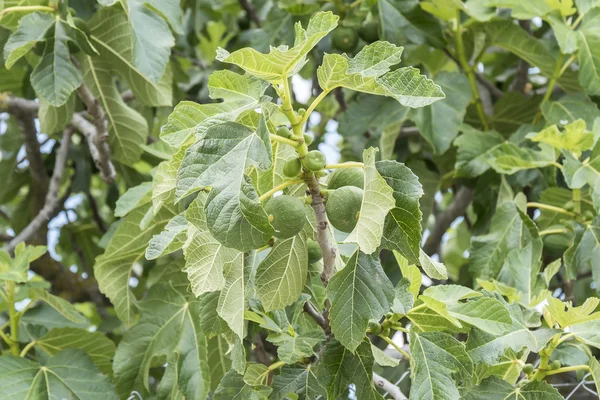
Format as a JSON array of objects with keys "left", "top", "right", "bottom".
[
  {"left": 422, "top": 187, "right": 474, "bottom": 256},
  {"left": 303, "top": 301, "right": 330, "bottom": 335},
  {"left": 239, "top": 0, "right": 261, "bottom": 27},
  {"left": 510, "top": 20, "right": 531, "bottom": 93},
  {"left": 373, "top": 372, "right": 408, "bottom": 400},
  {"left": 305, "top": 175, "right": 337, "bottom": 285},
  {"left": 4, "top": 128, "right": 73, "bottom": 254},
  {"left": 76, "top": 85, "right": 116, "bottom": 183},
  {"left": 3, "top": 96, "right": 49, "bottom": 212}
]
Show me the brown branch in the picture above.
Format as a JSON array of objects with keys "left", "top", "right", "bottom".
[
  {"left": 510, "top": 20, "right": 531, "bottom": 93},
  {"left": 306, "top": 176, "right": 337, "bottom": 285},
  {"left": 4, "top": 128, "right": 73, "bottom": 254},
  {"left": 2, "top": 96, "right": 49, "bottom": 212},
  {"left": 441, "top": 48, "right": 503, "bottom": 99},
  {"left": 475, "top": 73, "right": 503, "bottom": 99},
  {"left": 75, "top": 84, "right": 116, "bottom": 183},
  {"left": 333, "top": 87, "right": 347, "bottom": 112},
  {"left": 373, "top": 372, "right": 408, "bottom": 400},
  {"left": 85, "top": 191, "right": 107, "bottom": 233},
  {"left": 303, "top": 301, "right": 330, "bottom": 335},
  {"left": 239, "top": 0, "right": 261, "bottom": 27},
  {"left": 422, "top": 187, "right": 474, "bottom": 256},
  {"left": 0, "top": 233, "right": 14, "bottom": 242}
]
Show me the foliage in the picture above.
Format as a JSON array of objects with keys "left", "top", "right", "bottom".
[{"left": 2, "top": 0, "right": 600, "bottom": 399}]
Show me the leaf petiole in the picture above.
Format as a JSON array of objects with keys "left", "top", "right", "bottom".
[
  {"left": 379, "top": 334, "right": 411, "bottom": 361},
  {"left": 539, "top": 228, "right": 568, "bottom": 236},
  {"left": 270, "top": 134, "right": 300, "bottom": 147},
  {"left": 267, "top": 360, "right": 286, "bottom": 371},
  {"left": 325, "top": 162, "right": 364, "bottom": 169},
  {"left": 19, "top": 341, "right": 36, "bottom": 357},
  {"left": 6, "top": 281, "right": 20, "bottom": 356},
  {"left": 526, "top": 202, "right": 576, "bottom": 217},
  {"left": 544, "top": 365, "right": 590, "bottom": 376},
  {"left": 258, "top": 179, "right": 304, "bottom": 201},
  {"left": 0, "top": 5, "right": 55, "bottom": 18},
  {"left": 299, "top": 88, "right": 332, "bottom": 128}
]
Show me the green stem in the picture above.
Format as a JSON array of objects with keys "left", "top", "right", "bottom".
[
  {"left": 279, "top": 79, "right": 308, "bottom": 157},
  {"left": 531, "top": 335, "right": 561, "bottom": 381},
  {"left": 539, "top": 228, "right": 568, "bottom": 236},
  {"left": 0, "top": 328, "right": 12, "bottom": 348},
  {"left": 299, "top": 88, "right": 332, "bottom": 128},
  {"left": 379, "top": 334, "right": 411, "bottom": 361},
  {"left": 6, "top": 281, "right": 19, "bottom": 356},
  {"left": 559, "top": 54, "right": 577, "bottom": 76},
  {"left": 572, "top": 188, "right": 581, "bottom": 214},
  {"left": 0, "top": 5, "right": 55, "bottom": 18},
  {"left": 557, "top": 333, "right": 575, "bottom": 345},
  {"left": 571, "top": 13, "right": 584, "bottom": 29},
  {"left": 19, "top": 341, "right": 36, "bottom": 357},
  {"left": 455, "top": 11, "right": 488, "bottom": 130},
  {"left": 534, "top": 54, "right": 566, "bottom": 124},
  {"left": 270, "top": 134, "right": 300, "bottom": 147},
  {"left": 544, "top": 365, "right": 590, "bottom": 376},
  {"left": 408, "top": 303, "right": 427, "bottom": 313},
  {"left": 324, "top": 162, "right": 364, "bottom": 169},
  {"left": 526, "top": 202, "right": 576, "bottom": 217},
  {"left": 258, "top": 179, "right": 304, "bottom": 201},
  {"left": 391, "top": 324, "right": 409, "bottom": 333},
  {"left": 267, "top": 360, "right": 286, "bottom": 371}
]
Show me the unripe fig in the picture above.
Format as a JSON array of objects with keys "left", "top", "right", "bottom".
[
  {"left": 307, "top": 239, "right": 323, "bottom": 264},
  {"left": 327, "top": 167, "right": 364, "bottom": 190},
  {"left": 277, "top": 126, "right": 293, "bottom": 139},
  {"left": 283, "top": 158, "right": 302, "bottom": 177},
  {"left": 326, "top": 186, "right": 363, "bottom": 232},
  {"left": 304, "top": 150, "right": 326, "bottom": 172},
  {"left": 265, "top": 195, "right": 306, "bottom": 239},
  {"left": 332, "top": 27, "right": 358, "bottom": 52}
]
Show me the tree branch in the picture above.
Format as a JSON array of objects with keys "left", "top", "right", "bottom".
[
  {"left": 2, "top": 93, "right": 115, "bottom": 184},
  {"left": 333, "top": 87, "right": 347, "bottom": 112},
  {"left": 373, "top": 372, "right": 408, "bottom": 400},
  {"left": 305, "top": 176, "right": 337, "bottom": 285},
  {"left": 4, "top": 128, "right": 73, "bottom": 254},
  {"left": 2, "top": 96, "right": 49, "bottom": 211},
  {"left": 510, "top": 20, "right": 531, "bottom": 93},
  {"left": 76, "top": 84, "right": 116, "bottom": 183},
  {"left": 303, "top": 301, "right": 330, "bottom": 335},
  {"left": 239, "top": 0, "right": 261, "bottom": 27},
  {"left": 422, "top": 187, "right": 474, "bottom": 256}
]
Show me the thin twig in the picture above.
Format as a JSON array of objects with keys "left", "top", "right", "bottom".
[
  {"left": 510, "top": 20, "right": 531, "bottom": 93},
  {"left": 76, "top": 84, "right": 116, "bottom": 183},
  {"left": 85, "top": 191, "right": 107, "bottom": 233},
  {"left": 3, "top": 97, "right": 49, "bottom": 211},
  {"left": 4, "top": 128, "right": 73, "bottom": 254},
  {"left": 303, "top": 301, "right": 330, "bottom": 334},
  {"left": 239, "top": 0, "right": 261, "bottom": 27},
  {"left": 373, "top": 372, "right": 408, "bottom": 400},
  {"left": 333, "top": 87, "right": 347, "bottom": 112},
  {"left": 423, "top": 187, "right": 474, "bottom": 256}
]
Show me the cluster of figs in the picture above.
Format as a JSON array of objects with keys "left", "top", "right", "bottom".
[{"left": 264, "top": 127, "right": 365, "bottom": 264}]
